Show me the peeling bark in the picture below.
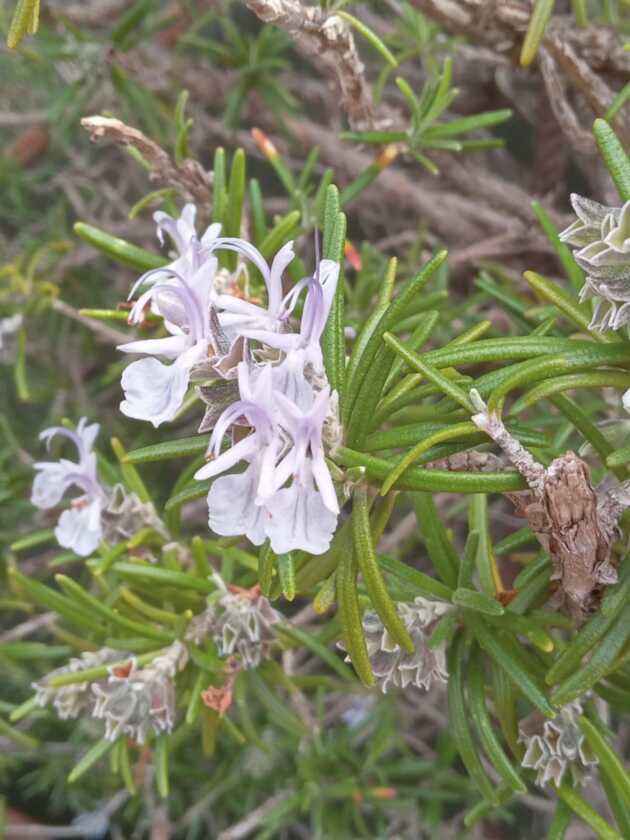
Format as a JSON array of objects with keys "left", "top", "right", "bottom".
[
  {"left": 243, "top": 0, "right": 375, "bottom": 129},
  {"left": 469, "top": 391, "right": 624, "bottom": 621}
]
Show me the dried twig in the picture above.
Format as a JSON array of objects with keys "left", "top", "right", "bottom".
[
  {"left": 243, "top": 0, "right": 375, "bottom": 129},
  {"left": 545, "top": 33, "right": 630, "bottom": 143},
  {"left": 217, "top": 791, "right": 294, "bottom": 840},
  {"left": 0, "top": 613, "right": 56, "bottom": 643},
  {"left": 538, "top": 48, "right": 595, "bottom": 157},
  {"left": 470, "top": 391, "right": 624, "bottom": 620},
  {"left": 80, "top": 116, "right": 213, "bottom": 206},
  {"left": 52, "top": 299, "right": 130, "bottom": 345}
]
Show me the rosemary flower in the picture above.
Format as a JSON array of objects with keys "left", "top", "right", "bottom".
[
  {"left": 91, "top": 642, "right": 188, "bottom": 744},
  {"left": 518, "top": 700, "right": 598, "bottom": 787},
  {"left": 119, "top": 204, "right": 342, "bottom": 554},
  {"left": 559, "top": 194, "right": 630, "bottom": 331},
  {"left": 194, "top": 361, "right": 339, "bottom": 555},
  {"left": 342, "top": 597, "right": 451, "bottom": 693},
  {"left": 187, "top": 577, "right": 280, "bottom": 669},
  {"left": 31, "top": 421, "right": 166, "bottom": 556},
  {"left": 33, "top": 648, "right": 122, "bottom": 720},
  {"left": 31, "top": 419, "right": 108, "bottom": 557}
]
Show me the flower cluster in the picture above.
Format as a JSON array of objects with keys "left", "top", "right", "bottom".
[
  {"left": 340, "top": 597, "right": 451, "bottom": 694},
  {"left": 102, "top": 483, "right": 167, "bottom": 543},
  {"left": 559, "top": 194, "right": 630, "bottom": 332},
  {"left": 118, "top": 205, "right": 342, "bottom": 554},
  {"left": 186, "top": 576, "right": 281, "bottom": 669},
  {"left": 33, "top": 648, "right": 122, "bottom": 720},
  {"left": 31, "top": 418, "right": 164, "bottom": 556},
  {"left": 34, "top": 643, "right": 188, "bottom": 744},
  {"left": 518, "top": 700, "right": 598, "bottom": 788},
  {"left": 31, "top": 419, "right": 109, "bottom": 557},
  {"left": 92, "top": 642, "right": 188, "bottom": 743}
]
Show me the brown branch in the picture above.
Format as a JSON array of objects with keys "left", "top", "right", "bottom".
[
  {"left": 217, "top": 791, "right": 294, "bottom": 840},
  {"left": 242, "top": 0, "right": 375, "bottom": 129},
  {"left": 51, "top": 299, "right": 130, "bottom": 345},
  {"left": 538, "top": 48, "right": 595, "bottom": 157},
  {"left": 0, "top": 613, "right": 56, "bottom": 643},
  {"left": 80, "top": 116, "right": 213, "bottom": 206},
  {"left": 545, "top": 33, "right": 630, "bottom": 144},
  {"left": 469, "top": 391, "right": 624, "bottom": 621},
  {"left": 409, "top": 1, "right": 630, "bottom": 145},
  {"left": 407, "top": 0, "right": 528, "bottom": 53}
]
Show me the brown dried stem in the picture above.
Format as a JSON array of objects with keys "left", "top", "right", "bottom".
[
  {"left": 80, "top": 116, "right": 213, "bottom": 206},
  {"left": 242, "top": 0, "right": 375, "bottom": 129},
  {"left": 469, "top": 390, "right": 624, "bottom": 620}
]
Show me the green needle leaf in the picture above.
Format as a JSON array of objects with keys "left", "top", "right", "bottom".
[
  {"left": 277, "top": 553, "right": 296, "bottom": 602},
  {"left": 520, "top": 0, "right": 556, "bottom": 68},
  {"left": 74, "top": 222, "right": 167, "bottom": 271},
  {"left": 579, "top": 716, "right": 630, "bottom": 808},
  {"left": 125, "top": 436, "right": 209, "bottom": 464},
  {"left": 556, "top": 784, "right": 623, "bottom": 840},
  {"left": 7, "top": 0, "right": 40, "bottom": 49},
  {"left": 593, "top": 119, "right": 630, "bottom": 202},
  {"left": 448, "top": 634, "right": 498, "bottom": 804},
  {"left": 335, "top": 11, "right": 398, "bottom": 68},
  {"left": 68, "top": 738, "right": 117, "bottom": 784},
  {"left": 351, "top": 484, "right": 414, "bottom": 652},
  {"left": 336, "top": 550, "right": 374, "bottom": 687},
  {"left": 468, "top": 613, "right": 555, "bottom": 717}
]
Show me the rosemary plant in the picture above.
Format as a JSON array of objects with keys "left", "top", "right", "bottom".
[{"left": 1, "top": 2, "right": 629, "bottom": 837}]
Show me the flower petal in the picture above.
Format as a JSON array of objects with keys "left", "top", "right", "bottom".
[
  {"left": 120, "top": 358, "right": 190, "bottom": 427},
  {"left": 266, "top": 481, "right": 337, "bottom": 555},
  {"left": 207, "top": 464, "right": 267, "bottom": 545},
  {"left": 194, "top": 435, "right": 258, "bottom": 480},
  {"left": 267, "top": 241, "right": 296, "bottom": 314},
  {"left": 55, "top": 501, "right": 103, "bottom": 557},
  {"left": 117, "top": 335, "right": 189, "bottom": 358},
  {"left": 201, "top": 222, "right": 222, "bottom": 247},
  {"left": 31, "top": 462, "right": 75, "bottom": 509},
  {"left": 75, "top": 418, "right": 100, "bottom": 456}
]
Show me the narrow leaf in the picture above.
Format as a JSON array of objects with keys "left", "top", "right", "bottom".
[
  {"left": 593, "top": 119, "right": 630, "bottom": 202},
  {"left": 352, "top": 485, "right": 413, "bottom": 652},
  {"left": 336, "top": 550, "right": 375, "bottom": 686},
  {"left": 74, "top": 222, "right": 166, "bottom": 271}
]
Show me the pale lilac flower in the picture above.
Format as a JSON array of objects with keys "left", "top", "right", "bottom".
[
  {"left": 265, "top": 386, "right": 339, "bottom": 555},
  {"left": 245, "top": 258, "right": 340, "bottom": 408},
  {"left": 119, "top": 224, "right": 297, "bottom": 428},
  {"left": 209, "top": 238, "right": 296, "bottom": 338},
  {"left": 118, "top": 209, "right": 343, "bottom": 553},
  {"left": 118, "top": 259, "right": 220, "bottom": 427},
  {"left": 31, "top": 419, "right": 107, "bottom": 557},
  {"left": 130, "top": 204, "right": 221, "bottom": 299},
  {"left": 194, "top": 361, "right": 339, "bottom": 554},
  {"left": 194, "top": 362, "right": 281, "bottom": 546},
  {"left": 244, "top": 257, "right": 339, "bottom": 370}
]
